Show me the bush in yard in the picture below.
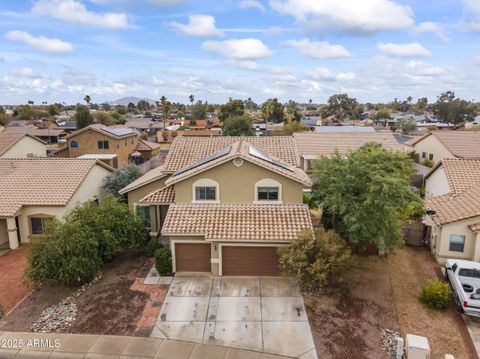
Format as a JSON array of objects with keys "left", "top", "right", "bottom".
[
  {"left": 103, "top": 164, "right": 142, "bottom": 198},
  {"left": 143, "top": 238, "right": 163, "bottom": 257},
  {"left": 155, "top": 248, "right": 173, "bottom": 276},
  {"left": 279, "top": 228, "right": 351, "bottom": 293},
  {"left": 420, "top": 280, "right": 452, "bottom": 309},
  {"left": 25, "top": 195, "right": 146, "bottom": 286}
]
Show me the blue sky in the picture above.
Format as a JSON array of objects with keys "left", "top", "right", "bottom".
[{"left": 0, "top": 0, "right": 479, "bottom": 105}]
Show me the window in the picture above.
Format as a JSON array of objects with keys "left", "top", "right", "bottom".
[
  {"left": 195, "top": 187, "right": 216, "bottom": 201},
  {"left": 449, "top": 234, "right": 465, "bottom": 252},
  {"left": 70, "top": 140, "right": 78, "bottom": 148},
  {"left": 428, "top": 153, "right": 434, "bottom": 161},
  {"left": 421, "top": 152, "right": 426, "bottom": 159},
  {"left": 257, "top": 187, "right": 279, "bottom": 201},
  {"left": 30, "top": 216, "right": 52, "bottom": 235},
  {"left": 98, "top": 140, "right": 109, "bottom": 149}
]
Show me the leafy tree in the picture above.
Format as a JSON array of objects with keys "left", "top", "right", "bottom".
[
  {"left": 434, "top": 91, "right": 475, "bottom": 124},
  {"left": 260, "top": 98, "right": 284, "bottom": 123},
  {"left": 244, "top": 97, "right": 258, "bottom": 110},
  {"left": 116, "top": 106, "right": 128, "bottom": 115},
  {"left": 393, "top": 118, "right": 417, "bottom": 133},
  {"left": 371, "top": 109, "right": 391, "bottom": 122},
  {"left": 223, "top": 116, "right": 255, "bottom": 136},
  {"left": 219, "top": 99, "right": 246, "bottom": 121},
  {"left": 279, "top": 229, "right": 351, "bottom": 292},
  {"left": 414, "top": 97, "right": 428, "bottom": 113},
  {"left": 283, "top": 121, "right": 307, "bottom": 135},
  {"left": 103, "top": 164, "right": 142, "bottom": 197},
  {"left": 312, "top": 144, "right": 421, "bottom": 251},
  {"left": 93, "top": 111, "right": 114, "bottom": 126},
  {"left": 101, "top": 103, "right": 112, "bottom": 111},
  {"left": 0, "top": 106, "right": 10, "bottom": 126},
  {"left": 74, "top": 104, "right": 94, "bottom": 129},
  {"left": 137, "top": 100, "right": 150, "bottom": 112},
  {"left": 127, "top": 102, "right": 136, "bottom": 112},
  {"left": 190, "top": 100, "right": 207, "bottom": 121},
  {"left": 110, "top": 111, "right": 126, "bottom": 125},
  {"left": 284, "top": 100, "right": 301, "bottom": 123},
  {"left": 16, "top": 105, "right": 38, "bottom": 120},
  {"left": 47, "top": 104, "right": 60, "bottom": 117},
  {"left": 320, "top": 93, "right": 359, "bottom": 121},
  {"left": 261, "top": 100, "right": 274, "bottom": 124}
]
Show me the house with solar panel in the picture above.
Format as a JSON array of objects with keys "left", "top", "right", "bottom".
[
  {"left": 119, "top": 136, "right": 313, "bottom": 276},
  {"left": 53, "top": 124, "right": 161, "bottom": 168}
]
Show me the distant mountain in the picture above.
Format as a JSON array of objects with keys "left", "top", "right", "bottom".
[{"left": 107, "top": 97, "right": 156, "bottom": 106}]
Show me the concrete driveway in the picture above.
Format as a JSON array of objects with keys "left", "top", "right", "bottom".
[{"left": 151, "top": 276, "right": 317, "bottom": 358}]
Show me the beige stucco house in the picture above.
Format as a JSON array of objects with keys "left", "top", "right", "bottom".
[
  {"left": 0, "top": 158, "right": 113, "bottom": 250},
  {"left": 120, "top": 136, "right": 313, "bottom": 276},
  {"left": 424, "top": 158, "right": 480, "bottom": 263},
  {"left": 407, "top": 131, "right": 480, "bottom": 165},
  {"left": 0, "top": 132, "right": 47, "bottom": 158}
]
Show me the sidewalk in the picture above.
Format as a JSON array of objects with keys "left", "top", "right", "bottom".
[{"left": 0, "top": 331, "right": 294, "bottom": 359}]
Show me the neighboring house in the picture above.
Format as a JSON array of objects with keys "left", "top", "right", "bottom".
[
  {"left": 4, "top": 126, "right": 66, "bottom": 144},
  {"left": 293, "top": 132, "right": 405, "bottom": 171},
  {"left": 0, "top": 158, "right": 113, "bottom": 250},
  {"left": 53, "top": 124, "right": 158, "bottom": 168},
  {"left": 406, "top": 131, "right": 480, "bottom": 164},
  {"left": 314, "top": 126, "right": 375, "bottom": 133},
  {"left": 0, "top": 132, "right": 47, "bottom": 158},
  {"left": 120, "top": 136, "right": 313, "bottom": 276},
  {"left": 424, "top": 158, "right": 480, "bottom": 263}
]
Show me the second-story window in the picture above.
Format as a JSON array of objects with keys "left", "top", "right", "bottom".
[
  {"left": 98, "top": 140, "right": 109, "bottom": 149},
  {"left": 195, "top": 187, "right": 216, "bottom": 201},
  {"left": 257, "top": 187, "right": 279, "bottom": 201},
  {"left": 70, "top": 140, "right": 79, "bottom": 148}
]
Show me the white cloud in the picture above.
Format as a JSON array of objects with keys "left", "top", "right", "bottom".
[
  {"left": 308, "top": 67, "right": 334, "bottom": 80},
  {"left": 412, "top": 22, "right": 448, "bottom": 42},
  {"left": 336, "top": 72, "right": 355, "bottom": 81},
  {"left": 287, "top": 39, "right": 350, "bottom": 59},
  {"left": 225, "top": 59, "right": 260, "bottom": 70},
  {"left": 10, "top": 67, "right": 35, "bottom": 77},
  {"left": 377, "top": 42, "right": 431, "bottom": 58},
  {"left": 202, "top": 38, "right": 272, "bottom": 59},
  {"left": 91, "top": 0, "right": 181, "bottom": 5},
  {"left": 269, "top": 0, "right": 414, "bottom": 32},
  {"left": 407, "top": 61, "right": 445, "bottom": 76},
  {"left": 463, "top": 0, "right": 480, "bottom": 31},
  {"left": 170, "top": 15, "right": 223, "bottom": 36},
  {"left": 32, "top": 0, "right": 129, "bottom": 29},
  {"left": 5, "top": 30, "right": 74, "bottom": 52},
  {"left": 239, "top": 0, "right": 266, "bottom": 13}
]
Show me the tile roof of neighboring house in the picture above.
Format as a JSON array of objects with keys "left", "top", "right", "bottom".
[
  {"left": 165, "top": 140, "right": 311, "bottom": 187},
  {"left": 162, "top": 136, "right": 299, "bottom": 172},
  {"left": 182, "top": 130, "right": 222, "bottom": 137},
  {"left": 407, "top": 131, "right": 480, "bottom": 158},
  {"left": 0, "top": 158, "right": 112, "bottom": 217},
  {"left": 125, "top": 119, "right": 165, "bottom": 130},
  {"left": 139, "top": 185, "right": 175, "bottom": 204},
  {"left": 135, "top": 138, "right": 161, "bottom": 151},
  {"left": 66, "top": 124, "right": 138, "bottom": 140},
  {"left": 427, "top": 184, "right": 480, "bottom": 225},
  {"left": 162, "top": 203, "right": 313, "bottom": 241},
  {"left": 118, "top": 166, "right": 168, "bottom": 194},
  {"left": 4, "top": 126, "right": 66, "bottom": 138},
  {"left": 293, "top": 132, "right": 404, "bottom": 157},
  {"left": 0, "top": 132, "right": 46, "bottom": 156},
  {"left": 432, "top": 159, "right": 480, "bottom": 195}
]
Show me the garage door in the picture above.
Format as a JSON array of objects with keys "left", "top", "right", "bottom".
[
  {"left": 175, "top": 243, "right": 211, "bottom": 272},
  {"left": 222, "top": 246, "right": 281, "bottom": 276}
]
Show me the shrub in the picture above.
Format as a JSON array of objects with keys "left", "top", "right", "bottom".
[
  {"left": 143, "top": 239, "right": 163, "bottom": 257},
  {"left": 279, "top": 228, "right": 351, "bottom": 292},
  {"left": 420, "top": 280, "right": 451, "bottom": 309},
  {"left": 422, "top": 159, "right": 434, "bottom": 168},
  {"left": 155, "top": 248, "right": 173, "bottom": 276},
  {"left": 103, "top": 165, "right": 142, "bottom": 198}
]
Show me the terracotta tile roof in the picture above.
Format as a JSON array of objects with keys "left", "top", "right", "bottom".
[
  {"left": 409, "top": 131, "right": 480, "bottom": 158},
  {"left": 165, "top": 140, "right": 311, "bottom": 187},
  {"left": 293, "top": 132, "right": 404, "bottom": 157},
  {"left": 118, "top": 166, "right": 168, "bottom": 194},
  {"left": 135, "top": 138, "right": 161, "bottom": 151},
  {"left": 4, "top": 126, "right": 66, "bottom": 138},
  {"left": 0, "top": 132, "right": 45, "bottom": 156},
  {"left": 438, "top": 159, "right": 480, "bottom": 194},
  {"left": 0, "top": 158, "right": 111, "bottom": 217},
  {"left": 162, "top": 203, "right": 313, "bottom": 241},
  {"left": 469, "top": 222, "right": 480, "bottom": 233},
  {"left": 427, "top": 184, "right": 480, "bottom": 225},
  {"left": 66, "top": 124, "right": 138, "bottom": 140},
  {"left": 162, "top": 136, "right": 299, "bottom": 172},
  {"left": 139, "top": 186, "right": 175, "bottom": 204}
]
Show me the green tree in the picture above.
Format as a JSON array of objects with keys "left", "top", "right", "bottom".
[
  {"left": 84, "top": 95, "right": 91, "bottom": 106},
  {"left": 260, "top": 98, "right": 284, "bottom": 123},
  {"left": 0, "top": 106, "right": 10, "bottom": 126},
  {"left": 321, "top": 93, "right": 359, "bottom": 121},
  {"left": 261, "top": 100, "right": 274, "bottom": 124},
  {"left": 47, "top": 104, "right": 60, "bottom": 117},
  {"left": 189, "top": 94, "right": 194, "bottom": 105},
  {"left": 284, "top": 100, "right": 301, "bottom": 124},
  {"left": 223, "top": 116, "right": 255, "bottom": 136},
  {"left": 370, "top": 109, "right": 391, "bottom": 123},
  {"left": 244, "top": 97, "right": 258, "bottom": 110},
  {"left": 74, "top": 104, "right": 94, "bottom": 129},
  {"left": 394, "top": 118, "right": 417, "bottom": 133},
  {"left": 160, "top": 96, "right": 171, "bottom": 129},
  {"left": 190, "top": 100, "right": 207, "bottom": 121},
  {"left": 127, "top": 102, "right": 136, "bottom": 112},
  {"left": 279, "top": 229, "right": 351, "bottom": 292},
  {"left": 93, "top": 111, "right": 114, "bottom": 126},
  {"left": 312, "top": 144, "right": 421, "bottom": 251},
  {"left": 434, "top": 91, "right": 475, "bottom": 124},
  {"left": 283, "top": 121, "right": 307, "bottom": 135},
  {"left": 137, "top": 100, "right": 150, "bottom": 112},
  {"left": 219, "top": 99, "right": 246, "bottom": 121},
  {"left": 103, "top": 164, "right": 142, "bottom": 197}
]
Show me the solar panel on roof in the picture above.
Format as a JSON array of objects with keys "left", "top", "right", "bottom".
[
  {"left": 248, "top": 145, "right": 295, "bottom": 172},
  {"left": 102, "top": 127, "right": 134, "bottom": 137},
  {"left": 173, "top": 146, "right": 231, "bottom": 176}
]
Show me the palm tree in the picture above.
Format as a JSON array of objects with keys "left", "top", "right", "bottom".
[
  {"left": 84, "top": 95, "right": 91, "bottom": 106},
  {"left": 189, "top": 94, "right": 194, "bottom": 105},
  {"left": 27, "top": 100, "right": 34, "bottom": 106},
  {"left": 309, "top": 99, "right": 312, "bottom": 104},
  {"left": 160, "top": 96, "right": 171, "bottom": 130},
  {"left": 261, "top": 100, "right": 274, "bottom": 126},
  {"left": 284, "top": 102, "right": 297, "bottom": 124}
]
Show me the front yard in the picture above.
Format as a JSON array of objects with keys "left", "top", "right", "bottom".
[{"left": 305, "top": 246, "right": 477, "bottom": 359}]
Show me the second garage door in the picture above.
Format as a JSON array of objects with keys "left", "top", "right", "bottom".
[
  {"left": 175, "top": 243, "right": 211, "bottom": 272},
  {"left": 222, "top": 246, "right": 281, "bottom": 276}
]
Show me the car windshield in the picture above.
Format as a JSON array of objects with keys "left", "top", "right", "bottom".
[{"left": 458, "top": 268, "right": 480, "bottom": 279}]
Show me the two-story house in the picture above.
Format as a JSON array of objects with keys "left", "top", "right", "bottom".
[
  {"left": 53, "top": 124, "right": 160, "bottom": 168},
  {"left": 120, "top": 136, "right": 313, "bottom": 276}
]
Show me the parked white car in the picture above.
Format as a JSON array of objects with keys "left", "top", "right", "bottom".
[{"left": 445, "top": 259, "right": 480, "bottom": 317}]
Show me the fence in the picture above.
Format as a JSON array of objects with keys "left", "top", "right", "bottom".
[{"left": 402, "top": 223, "right": 426, "bottom": 247}]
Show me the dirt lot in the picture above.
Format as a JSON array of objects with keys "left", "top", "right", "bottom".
[
  {"left": 1, "top": 251, "right": 152, "bottom": 336},
  {"left": 305, "top": 246, "right": 476, "bottom": 359},
  {"left": 0, "top": 247, "right": 33, "bottom": 315}
]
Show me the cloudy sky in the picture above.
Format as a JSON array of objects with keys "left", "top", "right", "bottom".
[{"left": 0, "top": 0, "right": 479, "bottom": 105}]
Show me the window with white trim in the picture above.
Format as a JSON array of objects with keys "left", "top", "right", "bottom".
[
  {"left": 449, "top": 234, "right": 465, "bottom": 252},
  {"left": 257, "top": 187, "right": 279, "bottom": 201},
  {"left": 255, "top": 178, "right": 282, "bottom": 203},
  {"left": 192, "top": 179, "right": 219, "bottom": 202}
]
